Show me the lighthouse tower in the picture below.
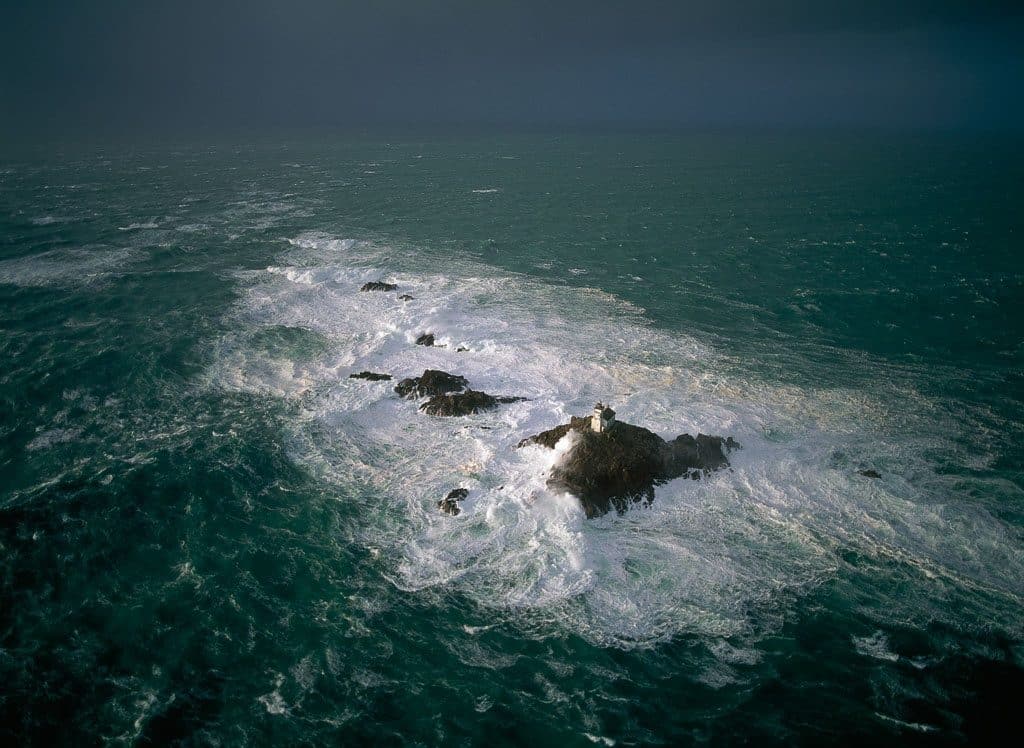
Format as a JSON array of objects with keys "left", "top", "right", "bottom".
[{"left": 591, "top": 402, "right": 616, "bottom": 433}]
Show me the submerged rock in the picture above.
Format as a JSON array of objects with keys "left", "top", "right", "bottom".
[
  {"left": 518, "top": 415, "right": 739, "bottom": 518},
  {"left": 349, "top": 371, "right": 392, "bottom": 381},
  {"left": 415, "top": 333, "right": 435, "bottom": 347},
  {"left": 395, "top": 369, "right": 469, "bottom": 399},
  {"left": 438, "top": 487, "right": 469, "bottom": 516},
  {"left": 360, "top": 281, "right": 398, "bottom": 292},
  {"left": 398, "top": 294, "right": 415, "bottom": 301},
  {"left": 858, "top": 469, "right": 882, "bottom": 479},
  {"left": 420, "top": 390, "right": 526, "bottom": 417}
]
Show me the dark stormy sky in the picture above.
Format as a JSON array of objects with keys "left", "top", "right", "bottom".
[{"left": 2, "top": 0, "right": 1023, "bottom": 134}]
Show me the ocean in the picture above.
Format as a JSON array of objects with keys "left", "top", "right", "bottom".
[{"left": 1, "top": 133, "right": 1022, "bottom": 745}]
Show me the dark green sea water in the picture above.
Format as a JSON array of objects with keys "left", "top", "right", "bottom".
[{"left": 1, "top": 134, "right": 1022, "bottom": 745}]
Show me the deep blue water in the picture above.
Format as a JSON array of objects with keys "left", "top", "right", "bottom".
[{"left": 1, "top": 134, "right": 1022, "bottom": 745}]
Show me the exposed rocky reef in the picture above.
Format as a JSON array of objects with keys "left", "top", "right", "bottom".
[
  {"left": 438, "top": 488, "right": 468, "bottom": 516},
  {"left": 349, "top": 371, "right": 392, "bottom": 381},
  {"left": 398, "top": 294, "right": 415, "bottom": 301},
  {"left": 421, "top": 391, "right": 526, "bottom": 416},
  {"left": 395, "top": 369, "right": 469, "bottom": 399},
  {"left": 518, "top": 414, "right": 739, "bottom": 518},
  {"left": 360, "top": 281, "right": 398, "bottom": 292},
  {"left": 415, "top": 333, "right": 435, "bottom": 347},
  {"left": 394, "top": 369, "right": 525, "bottom": 417}
]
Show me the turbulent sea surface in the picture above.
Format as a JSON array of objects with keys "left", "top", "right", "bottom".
[{"left": 1, "top": 134, "right": 1022, "bottom": 745}]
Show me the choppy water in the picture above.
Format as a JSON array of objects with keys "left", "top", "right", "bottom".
[{"left": 1, "top": 135, "right": 1022, "bottom": 745}]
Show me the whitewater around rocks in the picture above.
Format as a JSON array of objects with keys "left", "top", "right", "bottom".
[{"left": 208, "top": 231, "right": 1024, "bottom": 648}]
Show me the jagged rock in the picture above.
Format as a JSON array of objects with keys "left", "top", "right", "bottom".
[
  {"left": 395, "top": 370, "right": 525, "bottom": 416},
  {"left": 663, "top": 433, "right": 737, "bottom": 475},
  {"left": 517, "top": 416, "right": 590, "bottom": 449},
  {"left": 420, "top": 390, "right": 526, "bottom": 416},
  {"left": 456, "top": 347, "right": 469, "bottom": 352},
  {"left": 360, "top": 281, "right": 398, "bottom": 292},
  {"left": 858, "top": 469, "right": 882, "bottom": 479},
  {"left": 398, "top": 294, "right": 414, "bottom": 301},
  {"left": 415, "top": 333, "right": 435, "bottom": 347},
  {"left": 438, "top": 488, "right": 469, "bottom": 516},
  {"left": 518, "top": 416, "right": 739, "bottom": 518},
  {"left": 349, "top": 371, "right": 392, "bottom": 381},
  {"left": 394, "top": 369, "right": 469, "bottom": 399}
]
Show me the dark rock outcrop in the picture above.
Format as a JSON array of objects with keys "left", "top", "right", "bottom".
[
  {"left": 415, "top": 333, "right": 435, "bottom": 347},
  {"left": 398, "top": 294, "right": 415, "bottom": 301},
  {"left": 517, "top": 416, "right": 590, "bottom": 449},
  {"left": 395, "top": 369, "right": 469, "bottom": 399},
  {"left": 858, "top": 469, "right": 882, "bottom": 479},
  {"left": 360, "top": 281, "right": 398, "bottom": 292},
  {"left": 349, "top": 371, "right": 392, "bottom": 381},
  {"left": 395, "top": 370, "right": 525, "bottom": 416},
  {"left": 456, "top": 347, "right": 469, "bottom": 352},
  {"left": 420, "top": 390, "right": 526, "bottom": 417},
  {"left": 664, "top": 433, "right": 737, "bottom": 476},
  {"left": 438, "top": 488, "right": 469, "bottom": 516},
  {"left": 518, "top": 416, "right": 739, "bottom": 518}
]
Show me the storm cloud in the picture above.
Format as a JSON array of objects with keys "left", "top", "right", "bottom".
[{"left": 2, "top": 0, "right": 1022, "bottom": 133}]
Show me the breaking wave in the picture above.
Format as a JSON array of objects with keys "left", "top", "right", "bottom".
[{"left": 207, "top": 232, "right": 1024, "bottom": 648}]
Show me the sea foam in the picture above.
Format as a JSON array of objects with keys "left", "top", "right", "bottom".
[
  {"left": 0, "top": 247, "right": 136, "bottom": 287},
  {"left": 207, "top": 232, "right": 1024, "bottom": 648}
]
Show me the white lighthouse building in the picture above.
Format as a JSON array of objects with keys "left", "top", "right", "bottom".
[{"left": 592, "top": 402, "right": 616, "bottom": 433}]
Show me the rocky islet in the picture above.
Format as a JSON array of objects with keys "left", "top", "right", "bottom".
[{"left": 358, "top": 281, "right": 739, "bottom": 517}]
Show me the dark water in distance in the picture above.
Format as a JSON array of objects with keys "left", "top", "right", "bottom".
[{"left": 1, "top": 134, "right": 1022, "bottom": 745}]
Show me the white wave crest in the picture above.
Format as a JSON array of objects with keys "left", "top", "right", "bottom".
[{"left": 206, "top": 231, "right": 1024, "bottom": 648}]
